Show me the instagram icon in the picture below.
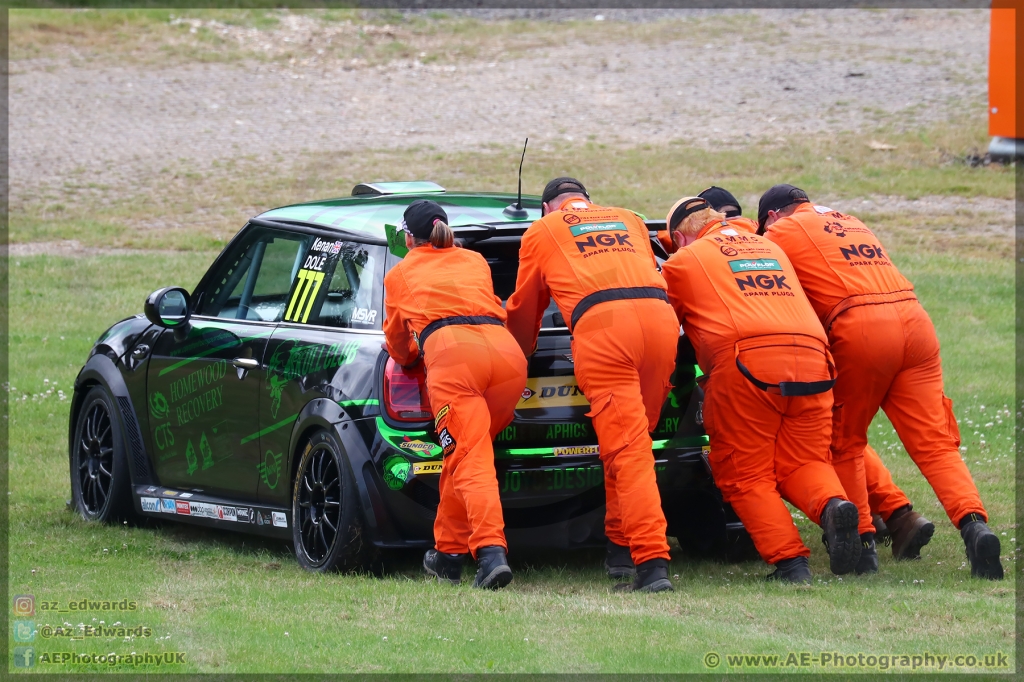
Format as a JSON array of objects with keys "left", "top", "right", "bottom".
[{"left": 12, "top": 595, "right": 35, "bottom": 617}]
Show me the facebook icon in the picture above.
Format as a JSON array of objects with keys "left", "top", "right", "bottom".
[{"left": 13, "top": 646, "right": 35, "bottom": 668}]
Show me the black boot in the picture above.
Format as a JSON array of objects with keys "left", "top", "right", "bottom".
[
  {"left": 820, "top": 498, "right": 861, "bottom": 575},
  {"left": 423, "top": 549, "right": 465, "bottom": 585},
  {"left": 766, "top": 556, "right": 811, "bottom": 584},
  {"left": 615, "top": 558, "right": 673, "bottom": 593},
  {"left": 855, "top": 533, "right": 879, "bottom": 575},
  {"left": 959, "top": 513, "right": 1004, "bottom": 580},
  {"left": 473, "top": 545, "right": 513, "bottom": 589},
  {"left": 605, "top": 541, "right": 636, "bottom": 580},
  {"left": 871, "top": 513, "right": 890, "bottom": 545},
  {"left": 887, "top": 505, "right": 935, "bottom": 561}
]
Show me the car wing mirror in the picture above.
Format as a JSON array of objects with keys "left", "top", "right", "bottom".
[{"left": 144, "top": 286, "right": 193, "bottom": 340}]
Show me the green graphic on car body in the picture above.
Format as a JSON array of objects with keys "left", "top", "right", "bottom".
[
  {"left": 149, "top": 392, "right": 169, "bottom": 419},
  {"left": 382, "top": 455, "right": 412, "bottom": 490},
  {"left": 374, "top": 417, "right": 442, "bottom": 458},
  {"left": 266, "top": 339, "right": 361, "bottom": 418},
  {"left": 200, "top": 432, "right": 214, "bottom": 470},
  {"left": 185, "top": 440, "right": 198, "bottom": 476},
  {"left": 258, "top": 450, "right": 284, "bottom": 489},
  {"left": 154, "top": 423, "right": 174, "bottom": 450}
]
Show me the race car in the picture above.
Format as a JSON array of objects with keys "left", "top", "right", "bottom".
[{"left": 69, "top": 181, "right": 755, "bottom": 572}]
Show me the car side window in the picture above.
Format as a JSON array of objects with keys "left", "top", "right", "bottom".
[
  {"left": 280, "top": 238, "right": 384, "bottom": 330},
  {"left": 197, "top": 230, "right": 309, "bottom": 322},
  {"left": 317, "top": 243, "right": 382, "bottom": 328}
]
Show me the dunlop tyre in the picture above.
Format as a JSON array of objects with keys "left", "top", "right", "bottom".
[{"left": 291, "top": 429, "right": 369, "bottom": 573}]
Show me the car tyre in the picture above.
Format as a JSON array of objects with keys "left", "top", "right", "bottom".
[
  {"left": 70, "top": 385, "right": 136, "bottom": 523},
  {"left": 291, "top": 429, "right": 369, "bottom": 572}
]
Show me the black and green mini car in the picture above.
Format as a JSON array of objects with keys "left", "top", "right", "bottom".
[{"left": 69, "top": 181, "right": 754, "bottom": 571}]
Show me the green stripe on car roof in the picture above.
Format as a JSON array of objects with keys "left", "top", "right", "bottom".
[{"left": 257, "top": 193, "right": 542, "bottom": 239}]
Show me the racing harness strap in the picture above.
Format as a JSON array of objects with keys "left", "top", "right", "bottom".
[
  {"left": 570, "top": 287, "right": 669, "bottom": 332},
  {"left": 418, "top": 315, "right": 505, "bottom": 349},
  {"left": 733, "top": 336, "right": 837, "bottom": 397}
]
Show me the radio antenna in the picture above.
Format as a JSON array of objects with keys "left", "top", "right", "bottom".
[{"left": 503, "top": 137, "right": 530, "bottom": 220}]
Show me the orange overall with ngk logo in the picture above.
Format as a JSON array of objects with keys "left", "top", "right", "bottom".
[
  {"left": 662, "top": 218, "right": 850, "bottom": 565},
  {"left": 765, "top": 202, "right": 986, "bottom": 531},
  {"left": 506, "top": 197, "right": 678, "bottom": 565},
  {"left": 384, "top": 245, "right": 527, "bottom": 558}
]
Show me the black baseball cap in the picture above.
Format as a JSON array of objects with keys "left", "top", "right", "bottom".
[
  {"left": 541, "top": 177, "right": 590, "bottom": 205},
  {"left": 667, "top": 196, "right": 711, "bottom": 232},
  {"left": 757, "top": 184, "right": 810, "bottom": 231},
  {"left": 698, "top": 186, "right": 742, "bottom": 218},
  {"left": 402, "top": 200, "right": 448, "bottom": 240}
]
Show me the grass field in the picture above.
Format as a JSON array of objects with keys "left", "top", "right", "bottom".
[
  {"left": 6, "top": 137, "right": 1016, "bottom": 672},
  {"left": 12, "top": 120, "right": 1012, "bottom": 254}
]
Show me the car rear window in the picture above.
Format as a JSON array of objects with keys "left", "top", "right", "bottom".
[{"left": 469, "top": 237, "right": 565, "bottom": 329}]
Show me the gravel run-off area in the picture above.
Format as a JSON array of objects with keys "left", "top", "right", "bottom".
[{"left": 9, "top": 8, "right": 1008, "bottom": 234}]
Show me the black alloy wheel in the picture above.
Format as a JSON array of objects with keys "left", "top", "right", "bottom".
[
  {"left": 291, "top": 430, "right": 368, "bottom": 572},
  {"left": 78, "top": 401, "right": 114, "bottom": 514},
  {"left": 70, "top": 386, "right": 134, "bottom": 523},
  {"left": 297, "top": 441, "right": 343, "bottom": 566}
]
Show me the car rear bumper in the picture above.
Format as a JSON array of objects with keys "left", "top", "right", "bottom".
[{"left": 367, "top": 445, "right": 726, "bottom": 551}]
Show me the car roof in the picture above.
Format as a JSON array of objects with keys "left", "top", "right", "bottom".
[{"left": 255, "top": 191, "right": 543, "bottom": 241}]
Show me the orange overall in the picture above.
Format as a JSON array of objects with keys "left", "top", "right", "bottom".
[
  {"left": 863, "top": 444, "right": 912, "bottom": 521},
  {"left": 662, "top": 219, "right": 850, "bottom": 565},
  {"left": 384, "top": 245, "right": 527, "bottom": 557},
  {"left": 506, "top": 197, "right": 678, "bottom": 565},
  {"left": 765, "top": 203, "right": 986, "bottom": 530}
]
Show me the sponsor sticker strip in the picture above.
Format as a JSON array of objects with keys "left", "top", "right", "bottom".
[{"left": 139, "top": 491, "right": 284, "bottom": 528}]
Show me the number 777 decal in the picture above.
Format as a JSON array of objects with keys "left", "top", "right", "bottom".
[{"left": 284, "top": 269, "right": 326, "bottom": 323}]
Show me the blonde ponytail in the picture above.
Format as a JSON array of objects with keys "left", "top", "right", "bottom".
[{"left": 429, "top": 219, "right": 455, "bottom": 249}]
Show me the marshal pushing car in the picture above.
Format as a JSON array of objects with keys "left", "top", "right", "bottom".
[{"left": 69, "top": 181, "right": 755, "bottom": 572}]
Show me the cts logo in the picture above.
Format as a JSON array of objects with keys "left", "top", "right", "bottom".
[
  {"left": 840, "top": 243, "right": 887, "bottom": 261},
  {"left": 13, "top": 595, "right": 34, "bottom": 617},
  {"left": 735, "top": 274, "right": 791, "bottom": 291},
  {"left": 563, "top": 214, "right": 582, "bottom": 224},
  {"left": 575, "top": 233, "right": 632, "bottom": 253},
  {"left": 720, "top": 245, "right": 739, "bottom": 256}
]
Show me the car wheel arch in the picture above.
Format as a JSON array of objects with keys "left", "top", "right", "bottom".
[
  {"left": 70, "top": 354, "right": 153, "bottom": 488},
  {"left": 284, "top": 398, "right": 382, "bottom": 543},
  {"left": 285, "top": 398, "right": 347, "bottom": 488}
]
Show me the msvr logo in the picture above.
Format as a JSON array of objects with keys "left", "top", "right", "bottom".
[
  {"left": 840, "top": 243, "right": 887, "bottom": 261},
  {"left": 576, "top": 233, "right": 632, "bottom": 253},
  {"left": 735, "top": 274, "right": 791, "bottom": 291}
]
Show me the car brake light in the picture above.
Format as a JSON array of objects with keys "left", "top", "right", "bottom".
[{"left": 383, "top": 357, "right": 432, "bottom": 422}]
